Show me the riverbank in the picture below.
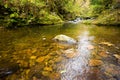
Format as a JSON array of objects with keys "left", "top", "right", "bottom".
[
  {"left": 81, "top": 9, "right": 120, "bottom": 26},
  {"left": 0, "top": 0, "right": 81, "bottom": 28}
]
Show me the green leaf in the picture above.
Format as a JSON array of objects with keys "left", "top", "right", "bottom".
[
  {"left": 10, "top": 14, "right": 15, "bottom": 18},
  {"left": 4, "top": 4, "right": 8, "bottom": 8},
  {"left": 10, "top": 19, "right": 17, "bottom": 22},
  {"left": 27, "top": 20, "right": 32, "bottom": 23},
  {"left": 10, "top": 13, "right": 19, "bottom": 18}
]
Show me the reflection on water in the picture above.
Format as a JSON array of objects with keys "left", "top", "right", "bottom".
[
  {"left": 0, "top": 23, "right": 120, "bottom": 80},
  {"left": 60, "top": 29, "right": 94, "bottom": 80}
]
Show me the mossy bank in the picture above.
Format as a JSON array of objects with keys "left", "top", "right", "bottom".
[{"left": 0, "top": 0, "right": 81, "bottom": 28}]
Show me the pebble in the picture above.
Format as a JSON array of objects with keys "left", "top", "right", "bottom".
[
  {"left": 113, "top": 54, "right": 120, "bottom": 59},
  {"left": 30, "top": 56, "right": 37, "bottom": 59},
  {"left": 99, "top": 52, "right": 108, "bottom": 57},
  {"left": 44, "top": 67, "right": 52, "bottom": 71},
  {"left": 36, "top": 57, "right": 45, "bottom": 63},
  {"left": 87, "top": 45, "right": 94, "bottom": 50},
  {"left": 89, "top": 59, "right": 103, "bottom": 67}
]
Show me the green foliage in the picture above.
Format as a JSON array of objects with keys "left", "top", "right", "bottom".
[
  {"left": 0, "top": 0, "right": 82, "bottom": 27},
  {"left": 4, "top": 4, "right": 8, "bottom": 8},
  {"left": 0, "top": 0, "right": 119, "bottom": 27},
  {"left": 89, "top": 0, "right": 113, "bottom": 17},
  {"left": 10, "top": 13, "right": 18, "bottom": 18},
  {"left": 53, "top": 0, "right": 80, "bottom": 20},
  {"left": 93, "top": 9, "right": 120, "bottom": 26},
  {"left": 0, "top": 0, "right": 64, "bottom": 27},
  {"left": 90, "top": 0, "right": 113, "bottom": 7},
  {"left": 90, "top": 5, "right": 104, "bottom": 17},
  {"left": 90, "top": 0, "right": 101, "bottom": 5}
]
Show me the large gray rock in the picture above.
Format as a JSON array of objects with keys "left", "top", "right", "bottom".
[{"left": 53, "top": 34, "right": 77, "bottom": 45}]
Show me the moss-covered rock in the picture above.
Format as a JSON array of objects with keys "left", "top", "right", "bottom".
[{"left": 93, "top": 9, "right": 120, "bottom": 26}]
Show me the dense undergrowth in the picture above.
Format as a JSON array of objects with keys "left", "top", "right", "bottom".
[
  {"left": 81, "top": 0, "right": 120, "bottom": 26},
  {"left": 0, "top": 0, "right": 80, "bottom": 27},
  {"left": 93, "top": 9, "right": 120, "bottom": 26},
  {"left": 0, "top": 0, "right": 120, "bottom": 27}
]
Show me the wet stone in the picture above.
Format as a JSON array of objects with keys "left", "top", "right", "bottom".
[
  {"left": 86, "top": 68, "right": 102, "bottom": 80},
  {"left": 87, "top": 45, "right": 94, "bottom": 50},
  {"left": 40, "top": 51, "right": 48, "bottom": 56},
  {"left": 99, "top": 51, "right": 108, "bottom": 58},
  {"left": 0, "top": 61, "right": 19, "bottom": 78},
  {"left": 113, "top": 54, "right": 120, "bottom": 59},
  {"left": 42, "top": 71, "right": 50, "bottom": 76},
  {"left": 89, "top": 59, "right": 103, "bottom": 67},
  {"left": 28, "top": 64, "right": 45, "bottom": 79},
  {"left": 56, "top": 51, "right": 62, "bottom": 55},
  {"left": 31, "top": 48, "right": 37, "bottom": 53},
  {"left": 36, "top": 57, "right": 45, "bottom": 63},
  {"left": 101, "top": 64, "right": 120, "bottom": 79},
  {"left": 14, "top": 43, "right": 31, "bottom": 50},
  {"left": 49, "top": 52, "right": 57, "bottom": 56},
  {"left": 29, "top": 59, "right": 36, "bottom": 67},
  {"left": 57, "top": 43, "right": 73, "bottom": 50},
  {"left": 43, "top": 67, "right": 53, "bottom": 72},
  {"left": 17, "top": 60, "right": 29, "bottom": 68},
  {"left": 30, "top": 56, "right": 37, "bottom": 59},
  {"left": 44, "top": 55, "right": 52, "bottom": 61},
  {"left": 91, "top": 52, "right": 102, "bottom": 59},
  {"left": 99, "top": 42, "right": 114, "bottom": 46},
  {"left": 62, "top": 48, "right": 78, "bottom": 58},
  {"left": 48, "top": 60, "right": 54, "bottom": 64},
  {"left": 42, "top": 43, "right": 50, "bottom": 47},
  {"left": 49, "top": 72, "right": 61, "bottom": 80},
  {"left": 54, "top": 56, "right": 63, "bottom": 63}
]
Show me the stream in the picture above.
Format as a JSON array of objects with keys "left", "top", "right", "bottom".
[{"left": 0, "top": 23, "right": 120, "bottom": 80}]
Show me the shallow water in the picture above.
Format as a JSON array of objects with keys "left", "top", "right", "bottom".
[{"left": 0, "top": 23, "right": 120, "bottom": 80}]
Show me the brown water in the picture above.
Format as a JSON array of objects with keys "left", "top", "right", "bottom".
[{"left": 0, "top": 23, "right": 120, "bottom": 80}]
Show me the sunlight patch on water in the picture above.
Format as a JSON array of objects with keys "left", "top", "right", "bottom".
[{"left": 60, "top": 30, "right": 94, "bottom": 80}]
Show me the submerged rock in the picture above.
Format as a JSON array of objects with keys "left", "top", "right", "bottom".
[
  {"left": 99, "top": 42, "right": 114, "bottom": 46},
  {"left": 30, "top": 56, "right": 37, "bottom": 60},
  {"left": 89, "top": 59, "right": 103, "bottom": 67},
  {"left": 102, "top": 64, "right": 120, "bottom": 79},
  {"left": 99, "top": 52, "right": 108, "bottom": 58},
  {"left": 43, "top": 67, "right": 53, "bottom": 72},
  {"left": 36, "top": 57, "right": 45, "bottom": 63},
  {"left": 62, "top": 48, "right": 78, "bottom": 58},
  {"left": 0, "top": 61, "right": 19, "bottom": 78},
  {"left": 113, "top": 54, "right": 120, "bottom": 59},
  {"left": 49, "top": 72, "right": 61, "bottom": 80},
  {"left": 87, "top": 45, "right": 94, "bottom": 50},
  {"left": 28, "top": 65, "right": 49, "bottom": 80}
]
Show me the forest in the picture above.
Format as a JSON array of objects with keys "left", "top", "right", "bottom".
[
  {"left": 0, "top": 0, "right": 120, "bottom": 80},
  {"left": 0, "top": 0, "right": 120, "bottom": 28}
]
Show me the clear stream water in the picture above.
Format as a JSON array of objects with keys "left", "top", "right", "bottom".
[{"left": 0, "top": 23, "right": 120, "bottom": 80}]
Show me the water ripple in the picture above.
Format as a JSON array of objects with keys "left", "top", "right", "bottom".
[{"left": 60, "top": 30, "right": 94, "bottom": 80}]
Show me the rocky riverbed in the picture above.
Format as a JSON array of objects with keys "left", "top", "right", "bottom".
[{"left": 0, "top": 23, "right": 120, "bottom": 80}]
